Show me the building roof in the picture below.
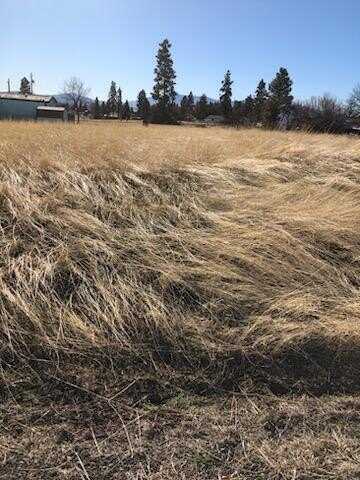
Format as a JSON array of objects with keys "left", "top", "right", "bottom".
[
  {"left": 37, "top": 106, "right": 65, "bottom": 111},
  {"left": 0, "top": 92, "right": 56, "bottom": 103}
]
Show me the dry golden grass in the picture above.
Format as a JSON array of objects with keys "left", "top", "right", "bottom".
[
  {"left": 1, "top": 121, "right": 360, "bottom": 387},
  {"left": 3, "top": 120, "right": 360, "bottom": 478}
]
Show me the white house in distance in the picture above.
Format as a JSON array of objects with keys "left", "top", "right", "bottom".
[{"left": 0, "top": 92, "right": 68, "bottom": 121}]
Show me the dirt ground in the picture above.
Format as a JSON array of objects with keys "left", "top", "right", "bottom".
[{"left": 2, "top": 362, "right": 360, "bottom": 480}]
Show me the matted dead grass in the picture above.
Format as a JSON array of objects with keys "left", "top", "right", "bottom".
[
  {"left": 2, "top": 121, "right": 360, "bottom": 478},
  {"left": 1, "top": 121, "right": 360, "bottom": 387}
]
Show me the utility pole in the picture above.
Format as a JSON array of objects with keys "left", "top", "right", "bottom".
[
  {"left": 30, "top": 73, "right": 35, "bottom": 94},
  {"left": 7, "top": 79, "right": 10, "bottom": 93}
]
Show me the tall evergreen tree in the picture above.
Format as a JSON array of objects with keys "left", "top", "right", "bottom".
[
  {"left": 180, "top": 95, "right": 189, "bottom": 118},
  {"left": 101, "top": 101, "right": 108, "bottom": 117},
  {"left": 267, "top": 68, "right": 293, "bottom": 125},
  {"left": 187, "top": 91, "right": 195, "bottom": 114},
  {"left": 107, "top": 81, "right": 117, "bottom": 116},
  {"left": 93, "top": 97, "right": 101, "bottom": 119},
  {"left": 117, "top": 87, "right": 122, "bottom": 119},
  {"left": 196, "top": 94, "right": 208, "bottom": 120},
  {"left": 253, "top": 79, "right": 268, "bottom": 123},
  {"left": 220, "top": 70, "right": 233, "bottom": 120},
  {"left": 122, "top": 100, "right": 131, "bottom": 120},
  {"left": 152, "top": 39, "right": 177, "bottom": 122},
  {"left": 20, "top": 77, "right": 31, "bottom": 95},
  {"left": 137, "top": 89, "right": 151, "bottom": 119}
]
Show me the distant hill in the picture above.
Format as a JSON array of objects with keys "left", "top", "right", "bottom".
[{"left": 54, "top": 94, "right": 93, "bottom": 107}]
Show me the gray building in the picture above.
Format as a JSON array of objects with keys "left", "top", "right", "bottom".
[{"left": 0, "top": 92, "right": 67, "bottom": 121}]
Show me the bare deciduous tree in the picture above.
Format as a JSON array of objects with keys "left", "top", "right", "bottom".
[
  {"left": 292, "top": 94, "right": 348, "bottom": 133},
  {"left": 348, "top": 84, "right": 360, "bottom": 121},
  {"left": 63, "top": 77, "right": 90, "bottom": 123}
]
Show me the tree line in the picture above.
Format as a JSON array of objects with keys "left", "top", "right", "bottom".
[
  {"left": 92, "top": 38, "right": 360, "bottom": 132},
  {"left": 16, "top": 38, "right": 360, "bottom": 132},
  {"left": 92, "top": 81, "right": 133, "bottom": 120}
]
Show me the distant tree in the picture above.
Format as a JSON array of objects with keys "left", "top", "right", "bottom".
[
  {"left": 152, "top": 38, "right": 177, "bottom": 123},
  {"left": 233, "top": 96, "right": 255, "bottom": 125},
  {"left": 20, "top": 77, "right": 31, "bottom": 95},
  {"left": 195, "top": 94, "right": 208, "bottom": 120},
  {"left": 207, "top": 101, "right": 222, "bottom": 116},
  {"left": 137, "top": 89, "right": 151, "bottom": 119},
  {"left": 253, "top": 79, "right": 268, "bottom": 124},
  {"left": 117, "top": 87, "right": 122, "bottom": 119},
  {"left": 244, "top": 95, "right": 255, "bottom": 121},
  {"left": 187, "top": 91, "right": 195, "bottom": 114},
  {"left": 348, "top": 84, "right": 360, "bottom": 122},
  {"left": 232, "top": 100, "right": 244, "bottom": 123},
  {"left": 107, "top": 81, "right": 117, "bottom": 116},
  {"left": 93, "top": 97, "right": 101, "bottom": 119},
  {"left": 266, "top": 67, "right": 293, "bottom": 126},
  {"left": 100, "top": 101, "right": 107, "bottom": 117},
  {"left": 220, "top": 70, "right": 233, "bottom": 120},
  {"left": 122, "top": 100, "right": 131, "bottom": 120},
  {"left": 62, "top": 77, "right": 90, "bottom": 123},
  {"left": 180, "top": 95, "right": 189, "bottom": 119}
]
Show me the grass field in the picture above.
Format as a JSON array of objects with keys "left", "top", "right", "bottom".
[{"left": 2, "top": 121, "right": 360, "bottom": 479}]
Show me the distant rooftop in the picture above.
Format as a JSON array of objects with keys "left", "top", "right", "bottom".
[{"left": 0, "top": 92, "right": 55, "bottom": 102}]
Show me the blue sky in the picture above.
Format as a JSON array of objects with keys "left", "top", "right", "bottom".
[{"left": 2, "top": 0, "right": 360, "bottom": 102}]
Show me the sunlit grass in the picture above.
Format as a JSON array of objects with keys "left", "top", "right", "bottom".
[{"left": 1, "top": 120, "right": 360, "bottom": 389}]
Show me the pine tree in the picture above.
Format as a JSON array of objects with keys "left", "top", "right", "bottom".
[
  {"left": 143, "top": 99, "right": 151, "bottom": 120},
  {"left": 253, "top": 79, "right": 268, "bottom": 124},
  {"left": 232, "top": 100, "right": 244, "bottom": 124},
  {"left": 152, "top": 38, "right": 177, "bottom": 123},
  {"left": 187, "top": 91, "right": 195, "bottom": 114},
  {"left": 93, "top": 97, "right": 101, "bottom": 119},
  {"left": 101, "top": 101, "right": 107, "bottom": 117},
  {"left": 208, "top": 101, "right": 222, "bottom": 116},
  {"left": 137, "top": 89, "right": 151, "bottom": 119},
  {"left": 107, "top": 81, "right": 117, "bottom": 116},
  {"left": 20, "top": 77, "right": 31, "bottom": 95},
  {"left": 267, "top": 68, "right": 293, "bottom": 125},
  {"left": 196, "top": 94, "right": 208, "bottom": 120},
  {"left": 117, "top": 87, "right": 122, "bottom": 119},
  {"left": 122, "top": 100, "right": 131, "bottom": 120},
  {"left": 220, "top": 70, "right": 233, "bottom": 120},
  {"left": 244, "top": 95, "right": 255, "bottom": 120},
  {"left": 180, "top": 95, "right": 189, "bottom": 119}
]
